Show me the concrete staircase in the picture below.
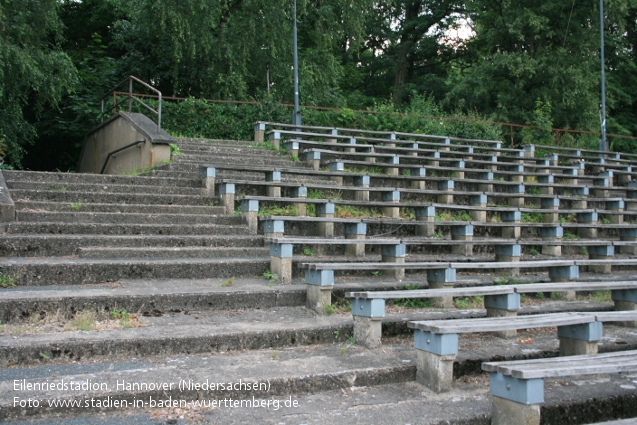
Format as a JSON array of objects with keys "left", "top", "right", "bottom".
[{"left": 1, "top": 139, "right": 635, "bottom": 424}]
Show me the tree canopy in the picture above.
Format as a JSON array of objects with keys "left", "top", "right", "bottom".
[{"left": 1, "top": 0, "right": 635, "bottom": 170}]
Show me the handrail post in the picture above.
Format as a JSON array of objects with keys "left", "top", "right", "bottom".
[
  {"left": 101, "top": 99, "right": 105, "bottom": 123},
  {"left": 128, "top": 77, "right": 133, "bottom": 112},
  {"left": 157, "top": 92, "right": 162, "bottom": 133}
]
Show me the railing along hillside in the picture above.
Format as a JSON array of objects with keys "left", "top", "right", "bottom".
[{"left": 101, "top": 76, "right": 162, "bottom": 133}]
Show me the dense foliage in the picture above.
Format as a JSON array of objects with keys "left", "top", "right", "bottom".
[{"left": 1, "top": 0, "right": 635, "bottom": 170}]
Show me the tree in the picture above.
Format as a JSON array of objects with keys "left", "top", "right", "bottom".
[{"left": 0, "top": 0, "right": 77, "bottom": 168}]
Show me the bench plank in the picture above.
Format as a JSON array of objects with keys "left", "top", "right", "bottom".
[
  {"left": 345, "top": 286, "right": 513, "bottom": 299},
  {"left": 482, "top": 350, "right": 637, "bottom": 379},
  {"left": 408, "top": 312, "right": 594, "bottom": 334}
]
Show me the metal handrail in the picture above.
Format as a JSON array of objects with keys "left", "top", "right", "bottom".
[
  {"left": 100, "top": 76, "right": 162, "bottom": 133},
  {"left": 100, "top": 140, "right": 145, "bottom": 174}
]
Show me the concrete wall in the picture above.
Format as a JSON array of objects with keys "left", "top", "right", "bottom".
[
  {"left": 0, "top": 170, "right": 15, "bottom": 223},
  {"left": 78, "top": 112, "right": 173, "bottom": 175}
]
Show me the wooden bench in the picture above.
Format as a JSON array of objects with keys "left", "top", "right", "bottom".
[
  {"left": 345, "top": 280, "right": 637, "bottom": 347},
  {"left": 482, "top": 350, "right": 637, "bottom": 425},
  {"left": 410, "top": 311, "right": 637, "bottom": 393}
]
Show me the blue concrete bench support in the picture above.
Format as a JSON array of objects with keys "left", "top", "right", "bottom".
[
  {"left": 414, "top": 329, "right": 457, "bottom": 392},
  {"left": 382, "top": 244, "right": 406, "bottom": 280},
  {"left": 345, "top": 222, "right": 366, "bottom": 257},
  {"left": 612, "top": 288, "right": 637, "bottom": 327},
  {"left": 265, "top": 171, "right": 281, "bottom": 197},
  {"left": 502, "top": 211, "right": 521, "bottom": 239},
  {"left": 539, "top": 226, "right": 563, "bottom": 257},
  {"left": 241, "top": 199, "right": 259, "bottom": 235},
  {"left": 305, "top": 269, "right": 334, "bottom": 314},
  {"left": 557, "top": 322, "right": 603, "bottom": 356},
  {"left": 317, "top": 203, "right": 335, "bottom": 239},
  {"left": 427, "top": 268, "right": 456, "bottom": 308},
  {"left": 415, "top": 206, "right": 435, "bottom": 237},
  {"left": 409, "top": 167, "right": 427, "bottom": 190},
  {"left": 382, "top": 190, "right": 400, "bottom": 218},
  {"left": 577, "top": 211, "right": 598, "bottom": 239},
  {"left": 469, "top": 194, "right": 487, "bottom": 221},
  {"left": 588, "top": 245, "right": 614, "bottom": 274},
  {"left": 352, "top": 298, "right": 385, "bottom": 348},
  {"left": 484, "top": 293, "right": 521, "bottom": 338},
  {"left": 202, "top": 167, "right": 216, "bottom": 196},
  {"left": 219, "top": 183, "right": 235, "bottom": 216},
  {"left": 451, "top": 224, "right": 473, "bottom": 256},
  {"left": 354, "top": 175, "right": 370, "bottom": 201},
  {"left": 270, "top": 242, "right": 293, "bottom": 284}
]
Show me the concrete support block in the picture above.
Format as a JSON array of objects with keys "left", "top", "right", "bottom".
[
  {"left": 343, "top": 137, "right": 357, "bottom": 153},
  {"left": 486, "top": 155, "right": 498, "bottom": 171},
  {"left": 414, "top": 330, "right": 458, "bottom": 392},
  {"left": 491, "top": 396, "right": 541, "bottom": 425},
  {"left": 469, "top": 194, "right": 487, "bottom": 222},
  {"left": 385, "top": 156, "right": 400, "bottom": 176},
  {"left": 562, "top": 168, "right": 578, "bottom": 186},
  {"left": 523, "top": 145, "right": 535, "bottom": 158},
  {"left": 328, "top": 162, "right": 344, "bottom": 185},
  {"left": 353, "top": 316, "right": 383, "bottom": 348},
  {"left": 477, "top": 171, "right": 494, "bottom": 193},
  {"left": 381, "top": 190, "right": 400, "bottom": 218},
  {"left": 306, "top": 284, "right": 333, "bottom": 314},
  {"left": 618, "top": 166, "right": 632, "bottom": 185},
  {"left": 326, "top": 128, "right": 338, "bottom": 144},
  {"left": 501, "top": 211, "right": 521, "bottom": 239},
  {"left": 344, "top": 222, "right": 367, "bottom": 257},
  {"left": 265, "top": 171, "right": 281, "bottom": 197},
  {"left": 507, "top": 184, "right": 525, "bottom": 208},
  {"left": 253, "top": 122, "right": 266, "bottom": 142},
  {"left": 201, "top": 167, "right": 216, "bottom": 196},
  {"left": 354, "top": 175, "right": 370, "bottom": 202},
  {"left": 490, "top": 373, "right": 544, "bottom": 405},
  {"left": 410, "top": 167, "right": 426, "bottom": 190},
  {"left": 451, "top": 224, "right": 473, "bottom": 256},
  {"left": 415, "top": 349, "right": 456, "bottom": 393},
  {"left": 292, "top": 186, "right": 307, "bottom": 216},
  {"left": 437, "top": 180, "right": 454, "bottom": 204},
  {"left": 427, "top": 151, "right": 440, "bottom": 168},
  {"left": 219, "top": 183, "right": 236, "bottom": 215},
  {"left": 548, "top": 264, "right": 579, "bottom": 283},
  {"left": 415, "top": 206, "right": 435, "bottom": 237},
  {"left": 546, "top": 153, "right": 559, "bottom": 166},
  {"left": 263, "top": 219, "right": 284, "bottom": 244},
  {"left": 541, "top": 197, "right": 559, "bottom": 224},
  {"left": 241, "top": 199, "right": 259, "bottom": 235},
  {"left": 485, "top": 294, "right": 521, "bottom": 338},
  {"left": 510, "top": 165, "right": 524, "bottom": 183},
  {"left": 267, "top": 131, "right": 281, "bottom": 149},
  {"left": 619, "top": 228, "right": 637, "bottom": 255},
  {"left": 270, "top": 243, "right": 293, "bottom": 284},
  {"left": 439, "top": 138, "right": 451, "bottom": 152},
  {"left": 306, "top": 151, "right": 321, "bottom": 171},
  {"left": 316, "top": 203, "right": 335, "bottom": 238},
  {"left": 283, "top": 141, "right": 299, "bottom": 158},
  {"left": 587, "top": 245, "right": 614, "bottom": 274},
  {"left": 382, "top": 244, "right": 406, "bottom": 280},
  {"left": 558, "top": 322, "right": 602, "bottom": 356},
  {"left": 539, "top": 226, "right": 563, "bottom": 257},
  {"left": 612, "top": 292, "right": 637, "bottom": 327},
  {"left": 538, "top": 175, "right": 554, "bottom": 195},
  {"left": 495, "top": 244, "right": 521, "bottom": 276},
  {"left": 605, "top": 199, "right": 625, "bottom": 224},
  {"left": 576, "top": 212, "right": 598, "bottom": 239},
  {"left": 427, "top": 268, "right": 456, "bottom": 308}
]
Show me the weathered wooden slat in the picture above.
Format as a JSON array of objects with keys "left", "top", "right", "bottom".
[
  {"left": 408, "top": 312, "right": 594, "bottom": 334},
  {"left": 595, "top": 311, "right": 637, "bottom": 322},
  {"left": 513, "top": 281, "right": 637, "bottom": 294},
  {"left": 265, "top": 237, "right": 399, "bottom": 245},
  {"left": 345, "top": 286, "right": 513, "bottom": 300}
]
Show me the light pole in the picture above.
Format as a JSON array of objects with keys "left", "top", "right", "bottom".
[
  {"left": 292, "top": 0, "right": 302, "bottom": 129},
  {"left": 600, "top": 0, "right": 607, "bottom": 152}
]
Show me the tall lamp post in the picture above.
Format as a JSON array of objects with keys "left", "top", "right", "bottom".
[
  {"left": 600, "top": 0, "right": 607, "bottom": 152},
  {"left": 292, "top": 0, "right": 302, "bottom": 129}
]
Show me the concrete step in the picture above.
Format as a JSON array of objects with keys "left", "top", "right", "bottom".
[
  {"left": 169, "top": 157, "right": 304, "bottom": 170},
  {"left": 9, "top": 189, "right": 216, "bottom": 206},
  {"left": 0, "top": 277, "right": 411, "bottom": 324},
  {"left": 3, "top": 170, "right": 200, "bottom": 188},
  {"left": 177, "top": 137, "right": 255, "bottom": 147},
  {"left": 5, "top": 222, "right": 247, "bottom": 236},
  {"left": 0, "top": 234, "right": 264, "bottom": 257},
  {"left": 78, "top": 246, "right": 269, "bottom": 259},
  {"left": 14, "top": 200, "right": 224, "bottom": 215},
  {"left": 15, "top": 211, "right": 240, "bottom": 226},
  {"left": 0, "top": 256, "right": 269, "bottom": 286},
  {"left": 7, "top": 181, "right": 204, "bottom": 196}
]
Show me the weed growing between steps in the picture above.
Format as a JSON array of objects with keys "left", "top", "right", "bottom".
[
  {"left": 0, "top": 309, "right": 143, "bottom": 336},
  {"left": 0, "top": 265, "right": 22, "bottom": 287}
]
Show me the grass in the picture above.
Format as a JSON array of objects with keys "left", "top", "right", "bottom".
[
  {"left": 108, "top": 309, "right": 140, "bottom": 328},
  {"left": 302, "top": 247, "right": 315, "bottom": 256},
  {"left": 220, "top": 276, "right": 235, "bottom": 287},
  {"left": 494, "top": 275, "right": 524, "bottom": 286},
  {"left": 389, "top": 284, "right": 430, "bottom": 309},
  {"left": 454, "top": 296, "right": 483, "bottom": 309},
  {"left": 0, "top": 266, "right": 20, "bottom": 288},
  {"left": 529, "top": 247, "right": 540, "bottom": 255},
  {"left": 435, "top": 211, "right": 471, "bottom": 221},
  {"left": 563, "top": 232, "right": 579, "bottom": 239},
  {"left": 169, "top": 143, "right": 183, "bottom": 156},
  {"left": 335, "top": 205, "right": 382, "bottom": 218},
  {"left": 527, "top": 187, "right": 541, "bottom": 195},
  {"left": 521, "top": 212, "right": 544, "bottom": 223},
  {"left": 47, "top": 183, "right": 69, "bottom": 192},
  {"left": 68, "top": 201, "right": 83, "bottom": 211},
  {"left": 579, "top": 247, "right": 588, "bottom": 256},
  {"left": 258, "top": 204, "right": 299, "bottom": 216},
  {"left": 65, "top": 310, "right": 98, "bottom": 331},
  {"left": 434, "top": 231, "right": 444, "bottom": 238},
  {"left": 263, "top": 270, "right": 279, "bottom": 281},
  {"left": 592, "top": 290, "right": 612, "bottom": 303}
]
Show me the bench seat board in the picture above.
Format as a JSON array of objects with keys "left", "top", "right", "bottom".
[
  {"left": 482, "top": 350, "right": 637, "bottom": 379},
  {"left": 594, "top": 311, "right": 637, "bottom": 322},
  {"left": 345, "top": 286, "right": 514, "bottom": 299},
  {"left": 266, "top": 237, "right": 399, "bottom": 245},
  {"left": 513, "top": 281, "right": 637, "bottom": 293},
  {"left": 408, "top": 312, "right": 595, "bottom": 333},
  {"left": 301, "top": 260, "right": 575, "bottom": 270}
]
